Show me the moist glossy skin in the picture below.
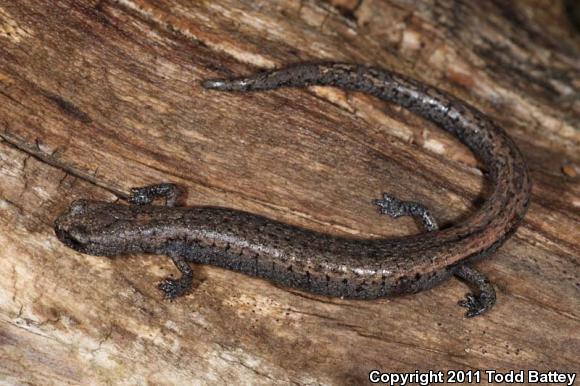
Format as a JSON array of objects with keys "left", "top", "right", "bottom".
[{"left": 54, "top": 63, "right": 531, "bottom": 317}]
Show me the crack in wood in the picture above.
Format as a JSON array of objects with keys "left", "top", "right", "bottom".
[{"left": 0, "top": 131, "right": 128, "bottom": 199}]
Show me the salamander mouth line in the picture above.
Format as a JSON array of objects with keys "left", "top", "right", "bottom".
[{"left": 55, "top": 226, "right": 86, "bottom": 253}]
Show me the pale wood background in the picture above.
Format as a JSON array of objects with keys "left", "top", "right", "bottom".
[{"left": 0, "top": 0, "right": 578, "bottom": 384}]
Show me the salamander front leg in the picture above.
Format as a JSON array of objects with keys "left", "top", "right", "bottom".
[
  {"left": 129, "top": 183, "right": 180, "bottom": 207},
  {"left": 454, "top": 265, "right": 496, "bottom": 318},
  {"left": 159, "top": 252, "right": 194, "bottom": 299}
]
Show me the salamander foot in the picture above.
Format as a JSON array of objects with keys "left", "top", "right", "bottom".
[
  {"left": 458, "top": 292, "right": 496, "bottom": 318},
  {"left": 158, "top": 277, "right": 192, "bottom": 299},
  {"left": 129, "top": 183, "right": 180, "bottom": 207},
  {"left": 159, "top": 250, "right": 194, "bottom": 299},
  {"left": 454, "top": 265, "right": 496, "bottom": 318}
]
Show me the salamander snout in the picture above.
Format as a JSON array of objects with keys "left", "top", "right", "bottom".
[
  {"left": 54, "top": 200, "right": 92, "bottom": 253},
  {"left": 53, "top": 199, "right": 118, "bottom": 254},
  {"left": 54, "top": 224, "right": 88, "bottom": 253}
]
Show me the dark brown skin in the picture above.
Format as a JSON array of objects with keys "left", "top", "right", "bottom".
[{"left": 54, "top": 63, "right": 531, "bottom": 317}]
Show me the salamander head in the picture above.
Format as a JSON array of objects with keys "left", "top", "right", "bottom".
[{"left": 54, "top": 199, "right": 137, "bottom": 256}]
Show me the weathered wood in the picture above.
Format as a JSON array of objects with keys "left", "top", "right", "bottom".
[{"left": 0, "top": 0, "right": 578, "bottom": 384}]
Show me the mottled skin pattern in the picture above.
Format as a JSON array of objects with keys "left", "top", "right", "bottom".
[{"left": 54, "top": 63, "right": 531, "bottom": 317}]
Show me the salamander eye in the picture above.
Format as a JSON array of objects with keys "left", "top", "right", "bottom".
[{"left": 69, "top": 200, "right": 87, "bottom": 215}]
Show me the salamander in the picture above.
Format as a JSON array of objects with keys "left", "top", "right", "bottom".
[{"left": 54, "top": 63, "right": 531, "bottom": 317}]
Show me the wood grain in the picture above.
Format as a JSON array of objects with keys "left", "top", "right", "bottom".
[{"left": 0, "top": 0, "right": 578, "bottom": 384}]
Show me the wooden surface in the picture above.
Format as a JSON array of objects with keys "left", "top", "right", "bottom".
[{"left": 0, "top": 0, "right": 578, "bottom": 384}]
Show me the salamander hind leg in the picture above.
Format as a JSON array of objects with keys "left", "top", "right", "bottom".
[
  {"left": 129, "top": 183, "right": 180, "bottom": 207},
  {"left": 454, "top": 265, "right": 496, "bottom": 318},
  {"left": 374, "top": 192, "right": 438, "bottom": 231},
  {"left": 159, "top": 252, "right": 194, "bottom": 299},
  {"left": 374, "top": 193, "right": 495, "bottom": 317}
]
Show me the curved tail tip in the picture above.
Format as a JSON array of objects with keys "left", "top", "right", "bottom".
[
  {"left": 201, "top": 79, "right": 228, "bottom": 89},
  {"left": 202, "top": 78, "right": 252, "bottom": 91}
]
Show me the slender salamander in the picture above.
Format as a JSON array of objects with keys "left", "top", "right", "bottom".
[{"left": 54, "top": 63, "right": 531, "bottom": 317}]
